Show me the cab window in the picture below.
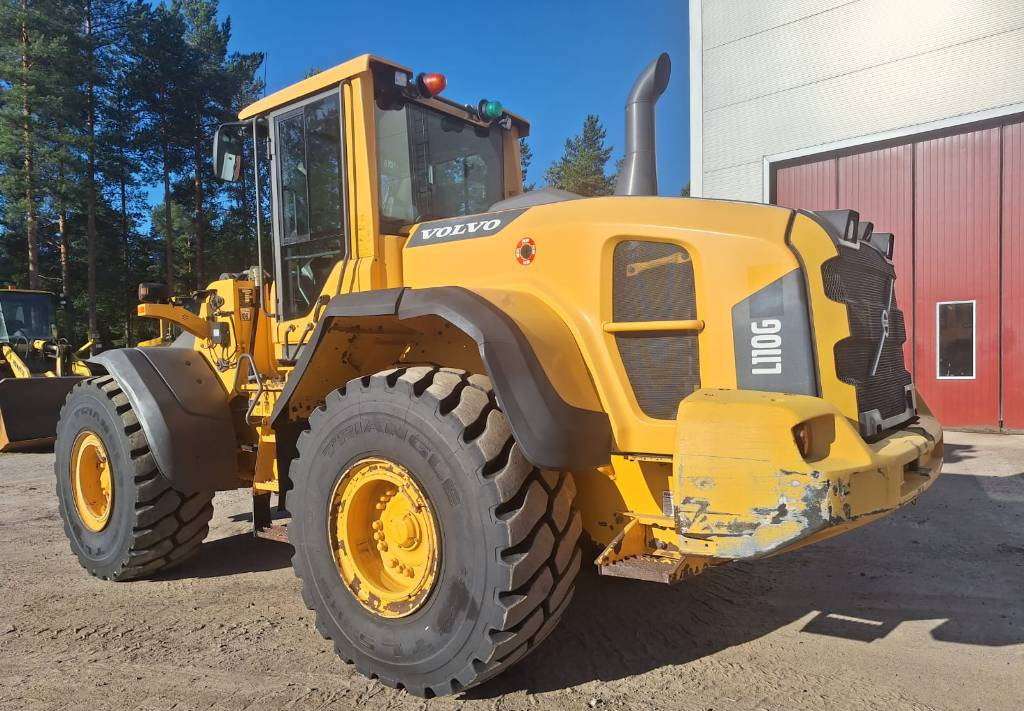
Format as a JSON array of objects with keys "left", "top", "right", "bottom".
[
  {"left": 376, "top": 101, "right": 503, "bottom": 226},
  {"left": 274, "top": 91, "right": 345, "bottom": 319}
]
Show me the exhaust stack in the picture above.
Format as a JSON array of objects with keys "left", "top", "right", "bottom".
[{"left": 615, "top": 53, "right": 671, "bottom": 197}]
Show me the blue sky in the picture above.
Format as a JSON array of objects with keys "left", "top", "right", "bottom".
[{"left": 216, "top": 0, "right": 690, "bottom": 195}]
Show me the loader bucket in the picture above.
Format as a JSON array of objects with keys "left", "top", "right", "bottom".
[{"left": 0, "top": 376, "right": 83, "bottom": 452}]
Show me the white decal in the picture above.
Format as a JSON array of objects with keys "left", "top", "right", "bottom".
[
  {"left": 751, "top": 319, "right": 782, "bottom": 374},
  {"left": 418, "top": 218, "right": 503, "bottom": 241}
]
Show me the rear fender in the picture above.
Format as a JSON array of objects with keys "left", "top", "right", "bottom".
[
  {"left": 88, "top": 348, "right": 239, "bottom": 492},
  {"left": 270, "top": 287, "right": 612, "bottom": 470}
]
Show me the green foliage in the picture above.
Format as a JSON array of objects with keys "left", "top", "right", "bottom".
[
  {"left": 0, "top": 0, "right": 264, "bottom": 347},
  {"left": 680, "top": 181, "right": 690, "bottom": 197},
  {"left": 519, "top": 137, "right": 534, "bottom": 191},
  {"left": 543, "top": 115, "right": 615, "bottom": 197}
]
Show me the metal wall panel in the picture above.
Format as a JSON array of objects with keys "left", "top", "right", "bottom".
[
  {"left": 704, "top": 0, "right": 1023, "bottom": 113},
  {"left": 704, "top": 28, "right": 1024, "bottom": 177},
  {"left": 702, "top": 0, "right": 848, "bottom": 49},
  {"left": 1002, "top": 121, "right": 1024, "bottom": 429},
  {"left": 774, "top": 157, "right": 836, "bottom": 211},
  {"left": 702, "top": 161, "right": 763, "bottom": 202},
  {"left": 913, "top": 128, "right": 1001, "bottom": 427},
  {"left": 838, "top": 145, "right": 915, "bottom": 369}
]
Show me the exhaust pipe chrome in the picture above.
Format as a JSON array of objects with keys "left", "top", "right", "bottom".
[{"left": 615, "top": 53, "right": 671, "bottom": 197}]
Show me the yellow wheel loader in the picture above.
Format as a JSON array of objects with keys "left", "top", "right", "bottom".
[
  {"left": 0, "top": 287, "right": 91, "bottom": 451},
  {"left": 53, "top": 53, "right": 942, "bottom": 696}
]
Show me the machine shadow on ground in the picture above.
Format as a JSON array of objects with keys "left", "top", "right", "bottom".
[
  {"left": 464, "top": 469, "right": 1024, "bottom": 697},
  {"left": 161, "top": 533, "right": 294, "bottom": 579}
]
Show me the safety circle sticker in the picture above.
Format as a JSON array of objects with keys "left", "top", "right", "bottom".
[{"left": 515, "top": 237, "right": 537, "bottom": 265}]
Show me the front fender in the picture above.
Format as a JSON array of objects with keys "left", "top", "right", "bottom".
[{"left": 88, "top": 348, "right": 239, "bottom": 492}]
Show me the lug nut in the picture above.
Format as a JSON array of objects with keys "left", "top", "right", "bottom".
[
  {"left": 389, "top": 558, "right": 399, "bottom": 568},
  {"left": 372, "top": 521, "right": 382, "bottom": 530}
]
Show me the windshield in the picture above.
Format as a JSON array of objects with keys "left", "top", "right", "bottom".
[
  {"left": 0, "top": 292, "right": 54, "bottom": 342},
  {"left": 376, "top": 102, "right": 504, "bottom": 225}
]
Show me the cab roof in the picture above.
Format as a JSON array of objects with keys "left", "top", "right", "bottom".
[
  {"left": 1, "top": 287, "right": 54, "bottom": 297},
  {"left": 238, "top": 53, "right": 529, "bottom": 132},
  {"left": 239, "top": 54, "right": 404, "bottom": 120}
]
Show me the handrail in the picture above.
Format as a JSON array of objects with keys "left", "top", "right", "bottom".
[{"left": 603, "top": 319, "right": 705, "bottom": 334}]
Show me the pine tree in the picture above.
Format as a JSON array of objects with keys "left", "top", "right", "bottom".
[
  {"left": 0, "top": 0, "right": 75, "bottom": 289},
  {"left": 519, "top": 137, "right": 534, "bottom": 190},
  {"left": 543, "top": 115, "right": 615, "bottom": 197},
  {"left": 125, "top": 3, "right": 194, "bottom": 293},
  {"left": 0, "top": 0, "right": 277, "bottom": 344},
  {"left": 76, "top": 0, "right": 132, "bottom": 342},
  {"left": 180, "top": 0, "right": 262, "bottom": 287}
]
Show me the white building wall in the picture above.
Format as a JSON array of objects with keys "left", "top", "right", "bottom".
[{"left": 691, "top": 0, "right": 1024, "bottom": 201}]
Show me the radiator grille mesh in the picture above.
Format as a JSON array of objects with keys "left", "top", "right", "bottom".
[
  {"left": 822, "top": 242, "right": 913, "bottom": 428},
  {"left": 612, "top": 241, "right": 700, "bottom": 419}
]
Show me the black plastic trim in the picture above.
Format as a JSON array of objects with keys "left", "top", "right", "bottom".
[
  {"left": 784, "top": 210, "right": 823, "bottom": 396},
  {"left": 270, "top": 287, "right": 612, "bottom": 470},
  {"left": 88, "top": 348, "right": 239, "bottom": 493}
]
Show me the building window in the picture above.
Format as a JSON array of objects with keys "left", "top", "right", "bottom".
[{"left": 936, "top": 301, "right": 975, "bottom": 379}]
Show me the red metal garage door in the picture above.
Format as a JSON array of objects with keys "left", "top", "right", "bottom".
[
  {"left": 913, "top": 128, "right": 1001, "bottom": 428},
  {"left": 775, "top": 157, "right": 836, "bottom": 211},
  {"left": 773, "top": 117, "right": 1022, "bottom": 430}
]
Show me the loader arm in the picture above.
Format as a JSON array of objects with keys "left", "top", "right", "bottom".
[{"left": 0, "top": 343, "right": 32, "bottom": 379}]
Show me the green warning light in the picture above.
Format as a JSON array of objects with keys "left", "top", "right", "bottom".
[{"left": 478, "top": 99, "right": 503, "bottom": 122}]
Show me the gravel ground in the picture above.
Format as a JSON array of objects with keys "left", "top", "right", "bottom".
[{"left": 0, "top": 430, "right": 1021, "bottom": 711}]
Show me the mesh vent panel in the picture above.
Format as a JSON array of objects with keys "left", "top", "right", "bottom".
[
  {"left": 613, "top": 241, "right": 700, "bottom": 419},
  {"left": 822, "top": 243, "right": 913, "bottom": 425}
]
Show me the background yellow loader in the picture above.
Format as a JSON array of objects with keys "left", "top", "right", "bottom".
[
  {"left": 0, "top": 287, "right": 91, "bottom": 451},
  {"left": 53, "top": 52, "right": 941, "bottom": 696}
]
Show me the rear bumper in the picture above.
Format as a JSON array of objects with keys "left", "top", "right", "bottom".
[{"left": 673, "top": 388, "right": 942, "bottom": 560}]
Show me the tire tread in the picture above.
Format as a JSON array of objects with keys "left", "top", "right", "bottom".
[
  {"left": 56, "top": 377, "right": 214, "bottom": 581},
  {"left": 290, "top": 366, "right": 581, "bottom": 697}
]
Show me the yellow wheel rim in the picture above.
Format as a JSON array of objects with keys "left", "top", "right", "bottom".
[
  {"left": 328, "top": 457, "right": 440, "bottom": 618},
  {"left": 70, "top": 431, "right": 114, "bottom": 532}
]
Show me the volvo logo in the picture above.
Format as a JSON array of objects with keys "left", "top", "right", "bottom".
[
  {"left": 872, "top": 280, "right": 897, "bottom": 379},
  {"left": 870, "top": 280, "right": 896, "bottom": 377}
]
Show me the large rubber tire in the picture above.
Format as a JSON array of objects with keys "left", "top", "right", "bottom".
[
  {"left": 290, "top": 366, "right": 582, "bottom": 697},
  {"left": 54, "top": 375, "right": 214, "bottom": 581}
]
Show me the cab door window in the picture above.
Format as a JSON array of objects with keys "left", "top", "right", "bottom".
[{"left": 274, "top": 91, "right": 345, "bottom": 319}]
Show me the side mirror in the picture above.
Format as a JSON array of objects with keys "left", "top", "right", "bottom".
[
  {"left": 138, "top": 282, "right": 170, "bottom": 304},
  {"left": 213, "top": 124, "right": 244, "bottom": 182}
]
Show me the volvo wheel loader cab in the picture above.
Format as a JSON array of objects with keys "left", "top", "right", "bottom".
[
  {"left": 54, "top": 53, "right": 942, "bottom": 696},
  {"left": 0, "top": 287, "right": 91, "bottom": 450}
]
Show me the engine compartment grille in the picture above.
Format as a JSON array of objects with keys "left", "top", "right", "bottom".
[
  {"left": 822, "top": 236, "right": 914, "bottom": 435},
  {"left": 612, "top": 241, "right": 700, "bottom": 419}
]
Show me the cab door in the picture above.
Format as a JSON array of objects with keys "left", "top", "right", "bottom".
[{"left": 269, "top": 87, "right": 349, "bottom": 357}]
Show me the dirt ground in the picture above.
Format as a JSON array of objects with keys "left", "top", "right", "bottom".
[{"left": 0, "top": 430, "right": 1021, "bottom": 711}]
